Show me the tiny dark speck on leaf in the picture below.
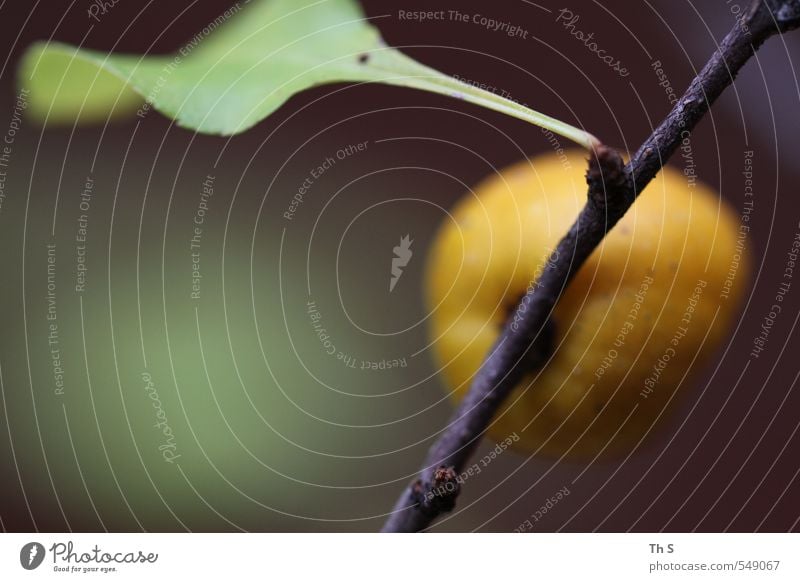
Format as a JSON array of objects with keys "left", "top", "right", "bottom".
[{"left": 358, "top": 53, "right": 369, "bottom": 64}]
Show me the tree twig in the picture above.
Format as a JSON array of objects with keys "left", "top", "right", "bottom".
[{"left": 382, "top": 0, "right": 800, "bottom": 533}]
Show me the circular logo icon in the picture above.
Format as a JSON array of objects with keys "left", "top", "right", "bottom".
[{"left": 19, "top": 542, "right": 45, "bottom": 570}]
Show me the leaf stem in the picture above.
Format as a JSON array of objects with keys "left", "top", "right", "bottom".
[{"left": 371, "top": 49, "right": 600, "bottom": 150}]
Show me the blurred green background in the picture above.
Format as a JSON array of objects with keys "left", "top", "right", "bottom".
[{"left": 0, "top": 123, "right": 455, "bottom": 531}]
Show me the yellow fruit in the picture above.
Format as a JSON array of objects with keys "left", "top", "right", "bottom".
[{"left": 426, "top": 149, "right": 749, "bottom": 458}]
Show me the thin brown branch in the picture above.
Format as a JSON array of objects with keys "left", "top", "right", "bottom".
[{"left": 382, "top": 0, "right": 800, "bottom": 533}]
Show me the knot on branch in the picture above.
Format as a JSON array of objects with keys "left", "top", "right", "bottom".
[
  {"left": 411, "top": 466, "right": 460, "bottom": 517},
  {"left": 585, "top": 145, "right": 629, "bottom": 215},
  {"left": 513, "top": 316, "right": 556, "bottom": 373}
]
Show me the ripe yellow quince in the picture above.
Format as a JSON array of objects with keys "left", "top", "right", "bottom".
[{"left": 426, "top": 149, "right": 749, "bottom": 458}]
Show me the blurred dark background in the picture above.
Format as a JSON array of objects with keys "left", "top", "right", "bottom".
[{"left": 0, "top": 0, "right": 798, "bottom": 532}]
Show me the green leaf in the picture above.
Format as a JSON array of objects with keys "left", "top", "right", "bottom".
[
  {"left": 18, "top": 0, "right": 598, "bottom": 148},
  {"left": 19, "top": 43, "right": 143, "bottom": 125}
]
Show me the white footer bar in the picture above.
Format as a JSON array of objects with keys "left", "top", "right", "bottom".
[{"left": 1, "top": 533, "right": 797, "bottom": 580}]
